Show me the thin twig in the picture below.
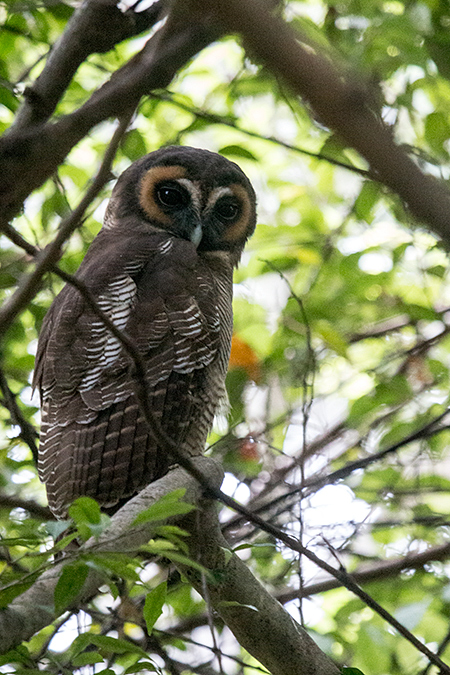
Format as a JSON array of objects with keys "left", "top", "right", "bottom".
[
  {"left": 150, "top": 91, "right": 371, "bottom": 177},
  {"left": 0, "top": 495, "right": 52, "bottom": 520},
  {"left": 0, "top": 367, "right": 39, "bottom": 461}
]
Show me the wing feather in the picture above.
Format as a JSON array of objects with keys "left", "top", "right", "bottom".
[{"left": 35, "top": 229, "right": 227, "bottom": 516}]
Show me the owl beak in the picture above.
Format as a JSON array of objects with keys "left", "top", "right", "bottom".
[{"left": 190, "top": 221, "right": 203, "bottom": 247}]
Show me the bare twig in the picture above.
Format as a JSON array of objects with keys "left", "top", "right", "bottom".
[
  {"left": 420, "top": 625, "right": 450, "bottom": 675},
  {"left": 228, "top": 409, "right": 450, "bottom": 536},
  {"left": 304, "top": 409, "right": 450, "bottom": 492},
  {"left": 0, "top": 367, "right": 39, "bottom": 460},
  {"left": 150, "top": 91, "right": 371, "bottom": 176},
  {"left": 277, "top": 541, "right": 450, "bottom": 603}
]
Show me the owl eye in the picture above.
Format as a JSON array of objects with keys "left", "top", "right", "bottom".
[
  {"left": 155, "top": 183, "right": 189, "bottom": 209},
  {"left": 215, "top": 199, "right": 240, "bottom": 221}
]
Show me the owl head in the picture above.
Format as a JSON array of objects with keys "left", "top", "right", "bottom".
[{"left": 104, "top": 146, "right": 257, "bottom": 266}]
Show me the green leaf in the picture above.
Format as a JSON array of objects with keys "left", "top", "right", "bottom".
[
  {"left": 69, "top": 496, "right": 101, "bottom": 524},
  {"left": 68, "top": 497, "right": 109, "bottom": 540},
  {"left": 315, "top": 319, "right": 349, "bottom": 357},
  {"left": 218, "top": 144, "right": 257, "bottom": 160},
  {"left": 124, "top": 662, "right": 157, "bottom": 673},
  {"left": 132, "top": 489, "right": 196, "bottom": 526},
  {"left": 154, "top": 524, "right": 189, "bottom": 538},
  {"left": 0, "top": 575, "right": 40, "bottom": 609},
  {"left": 72, "top": 652, "right": 104, "bottom": 667},
  {"left": 86, "top": 553, "right": 141, "bottom": 581},
  {"left": 354, "top": 181, "right": 382, "bottom": 223},
  {"left": 233, "top": 542, "right": 276, "bottom": 552},
  {"left": 122, "top": 129, "right": 148, "bottom": 161},
  {"left": 424, "top": 111, "right": 450, "bottom": 155},
  {"left": 54, "top": 563, "right": 89, "bottom": 614},
  {"left": 153, "top": 549, "right": 208, "bottom": 574},
  {"left": 341, "top": 669, "right": 366, "bottom": 675},
  {"left": 0, "top": 645, "right": 31, "bottom": 667},
  {"left": 220, "top": 546, "right": 233, "bottom": 565},
  {"left": 143, "top": 581, "right": 167, "bottom": 634},
  {"left": 45, "top": 519, "right": 71, "bottom": 540}
]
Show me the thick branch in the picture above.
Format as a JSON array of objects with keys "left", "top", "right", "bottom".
[
  {"left": 10, "top": 0, "right": 166, "bottom": 130},
  {"left": 0, "top": 457, "right": 223, "bottom": 654},
  {"left": 176, "top": 503, "right": 340, "bottom": 675},
  {"left": 0, "top": 3, "right": 221, "bottom": 226},
  {"left": 0, "top": 458, "right": 340, "bottom": 675},
  {"left": 209, "top": 0, "right": 450, "bottom": 245}
]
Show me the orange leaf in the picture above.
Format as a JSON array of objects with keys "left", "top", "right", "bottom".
[{"left": 229, "top": 335, "right": 261, "bottom": 382}]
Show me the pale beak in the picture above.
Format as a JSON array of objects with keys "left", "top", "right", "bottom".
[{"left": 190, "top": 221, "right": 203, "bottom": 247}]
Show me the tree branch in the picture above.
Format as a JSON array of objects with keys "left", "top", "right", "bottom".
[
  {"left": 0, "top": 110, "right": 134, "bottom": 336},
  {"left": 0, "top": 1, "right": 222, "bottom": 227},
  {"left": 10, "top": 0, "right": 167, "bottom": 130},
  {"left": 150, "top": 91, "right": 371, "bottom": 176},
  {"left": 0, "top": 458, "right": 222, "bottom": 654},
  {"left": 166, "top": 540, "right": 450, "bottom": 637},
  {"left": 177, "top": 501, "right": 340, "bottom": 675},
  {"left": 277, "top": 541, "right": 450, "bottom": 603},
  {"left": 209, "top": 0, "right": 450, "bottom": 245},
  {"left": 0, "top": 457, "right": 340, "bottom": 675}
]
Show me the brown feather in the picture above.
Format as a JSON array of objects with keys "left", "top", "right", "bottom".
[{"left": 35, "top": 147, "right": 256, "bottom": 518}]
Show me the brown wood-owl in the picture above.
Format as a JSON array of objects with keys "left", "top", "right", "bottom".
[{"left": 33, "top": 146, "right": 257, "bottom": 518}]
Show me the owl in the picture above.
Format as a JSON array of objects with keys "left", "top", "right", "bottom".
[{"left": 33, "top": 146, "right": 257, "bottom": 518}]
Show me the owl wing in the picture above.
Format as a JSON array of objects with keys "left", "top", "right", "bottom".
[{"left": 35, "top": 230, "right": 222, "bottom": 516}]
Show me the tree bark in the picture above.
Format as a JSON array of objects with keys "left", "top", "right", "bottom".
[
  {"left": 0, "top": 458, "right": 339, "bottom": 675},
  {"left": 179, "top": 501, "right": 340, "bottom": 675},
  {"left": 208, "top": 0, "right": 450, "bottom": 246}
]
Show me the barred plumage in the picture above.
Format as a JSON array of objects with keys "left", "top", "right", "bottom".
[{"left": 34, "top": 146, "right": 256, "bottom": 518}]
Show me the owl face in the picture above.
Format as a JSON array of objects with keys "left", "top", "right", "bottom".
[{"left": 105, "top": 146, "right": 257, "bottom": 264}]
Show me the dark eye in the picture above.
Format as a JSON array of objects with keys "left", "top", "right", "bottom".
[
  {"left": 215, "top": 200, "right": 240, "bottom": 221},
  {"left": 155, "top": 184, "right": 188, "bottom": 208}
]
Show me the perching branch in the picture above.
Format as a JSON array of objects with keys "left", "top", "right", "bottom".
[
  {"left": 0, "top": 458, "right": 223, "bottom": 654},
  {"left": 177, "top": 499, "right": 340, "bottom": 675},
  {"left": 0, "top": 457, "right": 340, "bottom": 675}
]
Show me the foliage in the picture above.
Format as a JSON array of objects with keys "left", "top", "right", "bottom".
[{"left": 1, "top": 0, "right": 450, "bottom": 673}]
